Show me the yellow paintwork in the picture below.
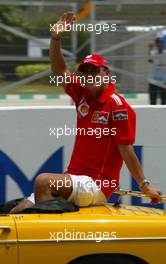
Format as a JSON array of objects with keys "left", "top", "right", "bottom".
[
  {"left": 0, "top": 215, "right": 18, "bottom": 264},
  {"left": 0, "top": 204, "right": 166, "bottom": 263}
]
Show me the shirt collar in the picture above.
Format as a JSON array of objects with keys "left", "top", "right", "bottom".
[
  {"left": 83, "top": 82, "right": 115, "bottom": 103},
  {"left": 97, "top": 82, "right": 115, "bottom": 103}
]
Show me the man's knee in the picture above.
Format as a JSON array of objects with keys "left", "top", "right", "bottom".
[
  {"left": 34, "top": 173, "right": 65, "bottom": 192},
  {"left": 34, "top": 173, "right": 73, "bottom": 200},
  {"left": 35, "top": 173, "right": 50, "bottom": 191}
]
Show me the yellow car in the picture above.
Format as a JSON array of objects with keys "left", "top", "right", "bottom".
[{"left": 0, "top": 201, "right": 166, "bottom": 264}]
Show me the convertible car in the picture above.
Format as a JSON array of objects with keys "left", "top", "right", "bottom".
[{"left": 0, "top": 195, "right": 166, "bottom": 264}]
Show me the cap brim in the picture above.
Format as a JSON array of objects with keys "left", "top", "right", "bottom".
[{"left": 77, "top": 62, "right": 101, "bottom": 72}]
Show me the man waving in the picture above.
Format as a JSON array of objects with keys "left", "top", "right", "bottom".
[{"left": 11, "top": 12, "right": 162, "bottom": 213}]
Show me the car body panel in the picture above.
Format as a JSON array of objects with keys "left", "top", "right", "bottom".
[
  {"left": 12, "top": 204, "right": 166, "bottom": 264},
  {"left": 0, "top": 215, "right": 18, "bottom": 264}
]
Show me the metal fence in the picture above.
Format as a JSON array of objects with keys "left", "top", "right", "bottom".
[
  {"left": 0, "top": 0, "right": 166, "bottom": 93},
  {"left": 0, "top": 1, "right": 77, "bottom": 92},
  {"left": 88, "top": 1, "right": 166, "bottom": 92}
]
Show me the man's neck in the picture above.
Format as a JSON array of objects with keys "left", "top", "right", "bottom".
[{"left": 91, "top": 83, "right": 109, "bottom": 99}]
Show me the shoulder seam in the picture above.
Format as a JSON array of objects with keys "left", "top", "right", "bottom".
[{"left": 110, "top": 93, "right": 123, "bottom": 105}]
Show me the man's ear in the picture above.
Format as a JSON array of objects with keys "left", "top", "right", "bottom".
[
  {"left": 104, "top": 68, "right": 110, "bottom": 75},
  {"left": 106, "top": 69, "right": 110, "bottom": 75},
  {"left": 102, "top": 67, "right": 110, "bottom": 75}
]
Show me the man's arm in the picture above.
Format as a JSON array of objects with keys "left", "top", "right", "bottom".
[
  {"left": 49, "top": 12, "right": 76, "bottom": 85},
  {"left": 10, "top": 200, "right": 33, "bottom": 214},
  {"left": 50, "top": 37, "right": 67, "bottom": 76},
  {"left": 118, "top": 144, "right": 162, "bottom": 204}
]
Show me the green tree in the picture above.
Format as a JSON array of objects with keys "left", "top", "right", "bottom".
[{"left": 0, "top": 5, "right": 31, "bottom": 41}]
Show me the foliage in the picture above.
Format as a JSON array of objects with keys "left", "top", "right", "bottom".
[
  {"left": 15, "top": 64, "right": 50, "bottom": 77},
  {"left": 0, "top": 5, "right": 31, "bottom": 41}
]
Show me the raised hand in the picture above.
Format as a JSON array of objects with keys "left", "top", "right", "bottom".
[{"left": 50, "top": 11, "right": 76, "bottom": 39}]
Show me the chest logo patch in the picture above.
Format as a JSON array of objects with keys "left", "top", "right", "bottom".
[
  {"left": 112, "top": 109, "right": 128, "bottom": 120},
  {"left": 78, "top": 98, "right": 89, "bottom": 117},
  {"left": 91, "top": 111, "right": 109, "bottom": 124}
]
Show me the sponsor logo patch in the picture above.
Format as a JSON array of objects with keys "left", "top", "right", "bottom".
[
  {"left": 112, "top": 110, "right": 128, "bottom": 120},
  {"left": 91, "top": 111, "right": 109, "bottom": 123},
  {"left": 78, "top": 98, "right": 89, "bottom": 117}
]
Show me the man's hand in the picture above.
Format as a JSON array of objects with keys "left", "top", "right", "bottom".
[
  {"left": 141, "top": 183, "right": 162, "bottom": 204},
  {"left": 49, "top": 12, "right": 75, "bottom": 77},
  {"left": 118, "top": 145, "right": 162, "bottom": 205},
  {"left": 50, "top": 12, "right": 76, "bottom": 39}
]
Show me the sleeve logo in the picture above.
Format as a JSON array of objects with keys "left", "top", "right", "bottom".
[{"left": 112, "top": 110, "right": 128, "bottom": 120}]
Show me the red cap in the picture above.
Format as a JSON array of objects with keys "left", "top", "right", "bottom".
[{"left": 77, "top": 54, "right": 110, "bottom": 72}]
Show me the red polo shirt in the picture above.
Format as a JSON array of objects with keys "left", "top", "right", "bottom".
[{"left": 64, "top": 74, "right": 136, "bottom": 199}]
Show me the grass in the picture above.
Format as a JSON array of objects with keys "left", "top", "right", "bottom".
[{"left": 0, "top": 81, "right": 65, "bottom": 95}]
